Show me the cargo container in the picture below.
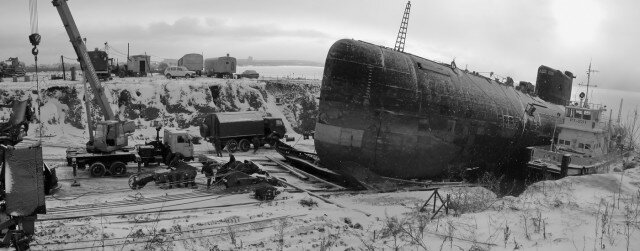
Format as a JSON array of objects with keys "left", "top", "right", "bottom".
[
  {"left": 178, "top": 53, "right": 203, "bottom": 76},
  {"left": 204, "top": 54, "right": 236, "bottom": 78},
  {"left": 125, "top": 55, "right": 151, "bottom": 77}
]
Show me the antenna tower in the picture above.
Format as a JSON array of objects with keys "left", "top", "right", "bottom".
[{"left": 394, "top": 1, "right": 411, "bottom": 52}]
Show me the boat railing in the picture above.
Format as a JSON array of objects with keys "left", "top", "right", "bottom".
[{"left": 565, "top": 100, "right": 605, "bottom": 110}]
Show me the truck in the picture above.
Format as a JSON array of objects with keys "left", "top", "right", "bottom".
[
  {"left": 137, "top": 127, "right": 195, "bottom": 167},
  {"left": 199, "top": 111, "right": 286, "bottom": 152},
  {"left": 204, "top": 54, "right": 236, "bottom": 78},
  {"left": 178, "top": 53, "right": 203, "bottom": 76},
  {"left": 87, "top": 48, "right": 111, "bottom": 80}
]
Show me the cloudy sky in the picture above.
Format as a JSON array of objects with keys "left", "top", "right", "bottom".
[{"left": 1, "top": 0, "right": 638, "bottom": 91}]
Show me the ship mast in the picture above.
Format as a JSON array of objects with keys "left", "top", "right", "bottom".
[{"left": 579, "top": 61, "right": 598, "bottom": 106}]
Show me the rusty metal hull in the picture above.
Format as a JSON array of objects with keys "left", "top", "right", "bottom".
[{"left": 315, "top": 39, "right": 569, "bottom": 179}]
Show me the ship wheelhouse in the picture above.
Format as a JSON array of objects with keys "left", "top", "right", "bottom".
[{"left": 555, "top": 101, "right": 610, "bottom": 157}]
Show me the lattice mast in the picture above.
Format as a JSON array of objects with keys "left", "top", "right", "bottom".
[{"left": 394, "top": 1, "right": 411, "bottom": 52}]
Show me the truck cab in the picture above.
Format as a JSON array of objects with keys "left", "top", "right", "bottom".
[
  {"left": 163, "top": 129, "right": 194, "bottom": 160},
  {"left": 264, "top": 118, "right": 286, "bottom": 138}
]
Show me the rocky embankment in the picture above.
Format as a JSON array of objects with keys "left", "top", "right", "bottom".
[{"left": 0, "top": 75, "right": 320, "bottom": 142}]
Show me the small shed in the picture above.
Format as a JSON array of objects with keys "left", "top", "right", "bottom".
[{"left": 127, "top": 55, "right": 151, "bottom": 76}]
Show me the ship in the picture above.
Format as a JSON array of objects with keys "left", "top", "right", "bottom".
[
  {"left": 526, "top": 98, "right": 622, "bottom": 177},
  {"left": 314, "top": 39, "right": 576, "bottom": 180},
  {"left": 526, "top": 64, "right": 625, "bottom": 178}
]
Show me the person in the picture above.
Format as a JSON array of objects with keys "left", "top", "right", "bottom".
[
  {"left": 201, "top": 160, "right": 216, "bottom": 189},
  {"left": 213, "top": 137, "right": 223, "bottom": 157},
  {"left": 252, "top": 137, "right": 260, "bottom": 154}
]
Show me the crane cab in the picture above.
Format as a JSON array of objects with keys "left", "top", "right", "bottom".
[{"left": 88, "top": 120, "right": 136, "bottom": 153}]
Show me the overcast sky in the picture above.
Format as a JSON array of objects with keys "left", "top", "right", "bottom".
[{"left": 1, "top": 0, "right": 639, "bottom": 91}]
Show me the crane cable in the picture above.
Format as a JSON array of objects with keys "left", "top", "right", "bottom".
[{"left": 28, "top": 0, "right": 43, "bottom": 139}]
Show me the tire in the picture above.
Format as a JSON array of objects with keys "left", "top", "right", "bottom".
[
  {"left": 164, "top": 152, "right": 175, "bottom": 165},
  {"left": 128, "top": 175, "right": 144, "bottom": 190},
  {"left": 185, "top": 74, "right": 191, "bottom": 78},
  {"left": 238, "top": 139, "right": 251, "bottom": 152},
  {"left": 90, "top": 162, "right": 106, "bottom": 177},
  {"left": 166, "top": 74, "right": 172, "bottom": 79},
  {"left": 169, "top": 153, "right": 184, "bottom": 167},
  {"left": 110, "top": 161, "right": 127, "bottom": 175},
  {"left": 67, "top": 158, "right": 72, "bottom": 166},
  {"left": 226, "top": 139, "right": 238, "bottom": 152}
]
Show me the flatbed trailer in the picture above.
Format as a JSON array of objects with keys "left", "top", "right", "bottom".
[{"left": 66, "top": 148, "right": 138, "bottom": 177}]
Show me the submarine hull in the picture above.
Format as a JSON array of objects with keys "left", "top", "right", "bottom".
[{"left": 315, "top": 39, "right": 568, "bottom": 179}]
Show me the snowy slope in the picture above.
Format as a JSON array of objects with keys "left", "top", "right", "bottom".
[{"left": 0, "top": 75, "right": 320, "bottom": 149}]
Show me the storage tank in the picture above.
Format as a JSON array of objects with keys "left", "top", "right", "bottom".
[
  {"left": 315, "top": 39, "right": 568, "bottom": 179},
  {"left": 178, "top": 53, "right": 203, "bottom": 75},
  {"left": 204, "top": 54, "right": 236, "bottom": 78}
]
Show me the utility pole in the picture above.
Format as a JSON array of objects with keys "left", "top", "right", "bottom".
[
  {"left": 60, "top": 55, "right": 66, "bottom": 80},
  {"left": 629, "top": 107, "right": 638, "bottom": 151},
  {"left": 394, "top": 1, "right": 411, "bottom": 52},
  {"left": 127, "top": 43, "right": 130, "bottom": 60}
]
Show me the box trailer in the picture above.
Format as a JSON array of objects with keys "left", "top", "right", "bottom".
[
  {"left": 204, "top": 54, "right": 236, "bottom": 78},
  {"left": 126, "top": 55, "right": 151, "bottom": 77},
  {"left": 178, "top": 53, "right": 203, "bottom": 76}
]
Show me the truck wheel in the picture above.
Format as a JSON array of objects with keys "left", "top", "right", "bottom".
[
  {"left": 166, "top": 74, "right": 172, "bottom": 79},
  {"left": 169, "top": 153, "right": 184, "bottom": 167},
  {"left": 238, "top": 139, "right": 251, "bottom": 152},
  {"left": 110, "top": 161, "right": 127, "bottom": 175},
  {"left": 226, "top": 139, "right": 238, "bottom": 152},
  {"left": 164, "top": 152, "right": 175, "bottom": 165},
  {"left": 90, "top": 162, "right": 106, "bottom": 177}
]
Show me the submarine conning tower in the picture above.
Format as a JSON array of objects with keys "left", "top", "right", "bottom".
[{"left": 535, "top": 65, "right": 574, "bottom": 106}]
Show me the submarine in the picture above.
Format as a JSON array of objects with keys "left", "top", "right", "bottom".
[{"left": 314, "top": 39, "right": 574, "bottom": 179}]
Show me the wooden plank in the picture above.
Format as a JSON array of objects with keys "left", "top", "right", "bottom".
[
  {"left": 265, "top": 156, "right": 308, "bottom": 180},
  {"left": 266, "top": 156, "right": 345, "bottom": 189},
  {"left": 277, "top": 178, "right": 370, "bottom": 217}
]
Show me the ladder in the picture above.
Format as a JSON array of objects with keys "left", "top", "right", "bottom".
[{"left": 394, "top": 1, "right": 411, "bottom": 52}]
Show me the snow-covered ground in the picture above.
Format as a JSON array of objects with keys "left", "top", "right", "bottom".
[{"left": 32, "top": 152, "right": 640, "bottom": 250}]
